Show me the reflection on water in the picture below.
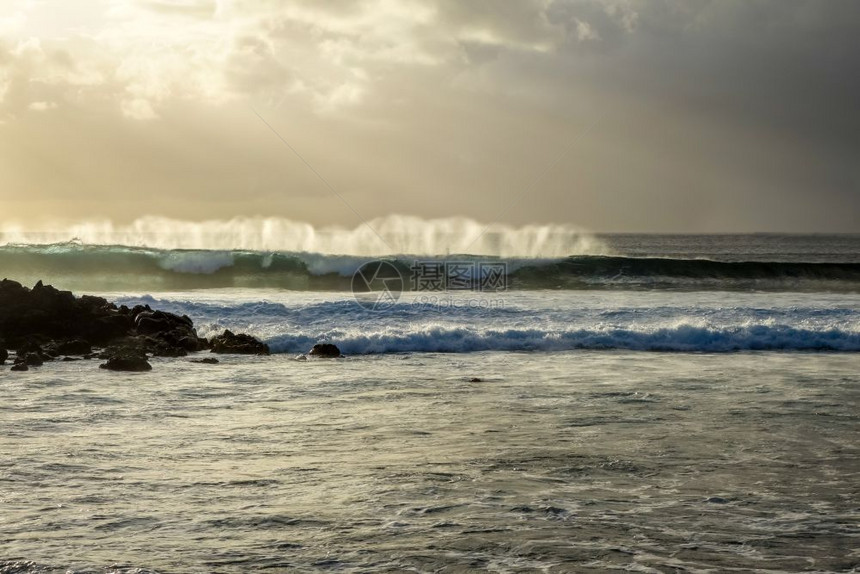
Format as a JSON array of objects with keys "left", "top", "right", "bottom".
[{"left": 1, "top": 351, "right": 858, "bottom": 573}]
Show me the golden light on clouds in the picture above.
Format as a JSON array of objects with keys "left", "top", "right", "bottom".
[{"left": 0, "top": 0, "right": 857, "bottom": 231}]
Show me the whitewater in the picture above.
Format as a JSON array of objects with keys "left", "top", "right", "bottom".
[
  {"left": 2, "top": 224, "right": 859, "bottom": 572},
  {"left": 0, "top": 215, "right": 607, "bottom": 257},
  {"left": 99, "top": 289, "right": 860, "bottom": 354}
]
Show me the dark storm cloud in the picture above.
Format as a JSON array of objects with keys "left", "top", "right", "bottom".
[{"left": 0, "top": 0, "right": 857, "bottom": 231}]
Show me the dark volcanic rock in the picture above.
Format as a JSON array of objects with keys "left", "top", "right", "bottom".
[
  {"left": 0, "top": 279, "right": 126, "bottom": 347},
  {"left": 139, "top": 335, "right": 188, "bottom": 357},
  {"left": 191, "top": 357, "right": 220, "bottom": 364},
  {"left": 99, "top": 351, "right": 152, "bottom": 372},
  {"left": 0, "top": 279, "right": 208, "bottom": 360},
  {"left": 210, "top": 330, "right": 270, "bottom": 355},
  {"left": 134, "top": 310, "right": 205, "bottom": 352},
  {"left": 89, "top": 314, "right": 134, "bottom": 344},
  {"left": 0, "top": 279, "right": 276, "bottom": 369},
  {"left": 49, "top": 339, "right": 93, "bottom": 356},
  {"left": 10, "top": 363, "right": 28, "bottom": 371},
  {"left": 135, "top": 310, "right": 188, "bottom": 335},
  {"left": 308, "top": 343, "right": 342, "bottom": 358},
  {"left": 16, "top": 340, "right": 46, "bottom": 357},
  {"left": 101, "top": 335, "right": 188, "bottom": 358},
  {"left": 17, "top": 353, "right": 44, "bottom": 367}
]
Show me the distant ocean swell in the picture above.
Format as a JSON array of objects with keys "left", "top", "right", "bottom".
[{"left": 2, "top": 244, "right": 859, "bottom": 291}]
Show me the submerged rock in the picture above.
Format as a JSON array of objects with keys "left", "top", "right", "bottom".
[
  {"left": 308, "top": 343, "right": 342, "bottom": 358},
  {"left": 191, "top": 357, "right": 219, "bottom": 364},
  {"left": 17, "top": 353, "right": 44, "bottom": 367},
  {"left": 98, "top": 338, "right": 153, "bottom": 371},
  {"left": 10, "top": 363, "right": 28, "bottom": 372},
  {"left": 210, "top": 330, "right": 270, "bottom": 355},
  {"left": 99, "top": 351, "right": 152, "bottom": 372}
]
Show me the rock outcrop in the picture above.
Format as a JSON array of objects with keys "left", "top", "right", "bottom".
[
  {"left": 1, "top": 279, "right": 269, "bottom": 371},
  {"left": 308, "top": 343, "right": 342, "bottom": 358},
  {"left": 99, "top": 350, "right": 152, "bottom": 372},
  {"left": 47, "top": 339, "right": 93, "bottom": 356},
  {"left": 210, "top": 330, "right": 270, "bottom": 355},
  {"left": 0, "top": 279, "right": 132, "bottom": 347},
  {"left": 134, "top": 310, "right": 207, "bottom": 352}
]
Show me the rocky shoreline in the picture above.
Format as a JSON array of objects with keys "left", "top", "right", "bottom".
[{"left": 1, "top": 279, "right": 274, "bottom": 372}]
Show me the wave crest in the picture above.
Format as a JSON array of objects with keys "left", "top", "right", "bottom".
[{"left": 0, "top": 215, "right": 608, "bottom": 257}]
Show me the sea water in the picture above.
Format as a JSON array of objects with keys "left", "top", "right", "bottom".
[{"left": 1, "top": 233, "right": 859, "bottom": 573}]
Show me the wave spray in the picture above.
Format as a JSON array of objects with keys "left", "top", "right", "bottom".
[{"left": 0, "top": 215, "right": 608, "bottom": 257}]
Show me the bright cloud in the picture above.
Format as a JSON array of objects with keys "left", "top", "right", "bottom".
[
  {"left": 0, "top": 0, "right": 643, "bottom": 120},
  {"left": 27, "top": 100, "right": 57, "bottom": 111},
  {"left": 0, "top": 0, "right": 857, "bottom": 232}
]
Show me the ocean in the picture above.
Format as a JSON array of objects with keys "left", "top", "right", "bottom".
[{"left": 1, "top": 232, "right": 859, "bottom": 573}]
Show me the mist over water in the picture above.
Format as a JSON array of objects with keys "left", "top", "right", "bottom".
[{"left": 0, "top": 215, "right": 609, "bottom": 258}]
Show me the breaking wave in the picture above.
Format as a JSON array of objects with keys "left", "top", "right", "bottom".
[
  {"left": 0, "top": 243, "right": 857, "bottom": 292},
  {"left": 113, "top": 295, "right": 860, "bottom": 355},
  {"left": 264, "top": 324, "right": 860, "bottom": 354}
]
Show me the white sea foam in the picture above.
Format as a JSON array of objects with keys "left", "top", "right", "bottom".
[
  {"left": 113, "top": 291, "right": 860, "bottom": 355},
  {"left": 0, "top": 215, "right": 609, "bottom": 257},
  {"left": 262, "top": 324, "right": 860, "bottom": 354}
]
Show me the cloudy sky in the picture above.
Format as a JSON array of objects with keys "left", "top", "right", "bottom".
[{"left": 1, "top": 0, "right": 858, "bottom": 233}]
